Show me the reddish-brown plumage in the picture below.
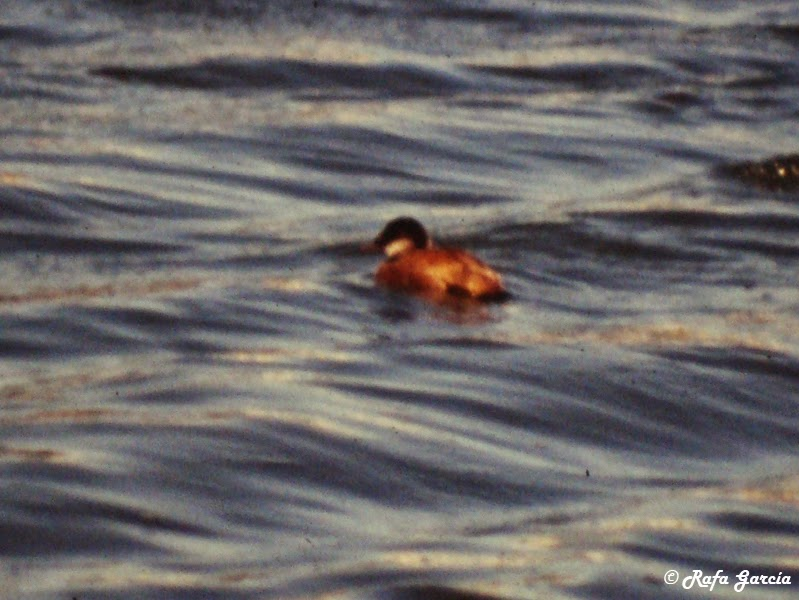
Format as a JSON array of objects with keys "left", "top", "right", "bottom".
[{"left": 369, "top": 217, "right": 508, "bottom": 303}]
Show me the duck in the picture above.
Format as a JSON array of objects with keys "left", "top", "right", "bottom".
[{"left": 367, "top": 216, "right": 508, "bottom": 302}]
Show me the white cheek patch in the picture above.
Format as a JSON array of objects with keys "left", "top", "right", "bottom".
[{"left": 383, "top": 238, "right": 415, "bottom": 258}]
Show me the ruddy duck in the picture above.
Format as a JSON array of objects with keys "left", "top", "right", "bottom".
[{"left": 368, "top": 216, "right": 508, "bottom": 302}]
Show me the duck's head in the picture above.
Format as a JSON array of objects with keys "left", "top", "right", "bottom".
[{"left": 372, "top": 216, "right": 431, "bottom": 258}]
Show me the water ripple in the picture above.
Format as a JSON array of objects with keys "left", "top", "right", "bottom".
[{"left": 92, "top": 58, "right": 475, "bottom": 99}]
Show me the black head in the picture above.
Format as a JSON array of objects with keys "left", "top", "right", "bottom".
[{"left": 374, "top": 216, "right": 430, "bottom": 250}]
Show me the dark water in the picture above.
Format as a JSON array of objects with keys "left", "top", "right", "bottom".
[{"left": 2, "top": 1, "right": 799, "bottom": 598}]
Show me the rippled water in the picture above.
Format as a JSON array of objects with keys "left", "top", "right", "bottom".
[{"left": 2, "top": 1, "right": 799, "bottom": 598}]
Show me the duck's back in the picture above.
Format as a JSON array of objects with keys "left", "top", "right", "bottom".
[{"left": 376, "top": 248, "right": 506, "bottom": 300}]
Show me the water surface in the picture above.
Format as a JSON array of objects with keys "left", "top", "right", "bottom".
[{"left": 1, "top": 1, "right": 799, "bottom": 598}]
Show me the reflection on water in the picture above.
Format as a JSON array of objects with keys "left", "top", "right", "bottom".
[{"left": 2, "top": 0, "right": 799, "bottom": 598}]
